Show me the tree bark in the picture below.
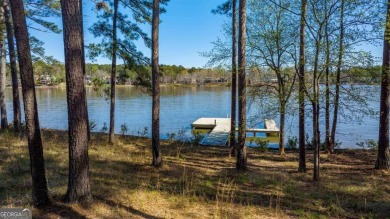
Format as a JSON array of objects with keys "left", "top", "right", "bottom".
[
  {"left": 109, "top": 0, "right": 119, "bottom": 143},
  {"left": 236, "top": 0, "right": 247, "bottom": 171},
  {"left": 313, "top": 37, "right": 322, "bottom": 181},
  {"left": 3, "top": 0, "right": 21, "bottom": 134},
  {"left": 0, "top": 34, "right": 7, "bottom": 130},
  {"left": 60, "top": 0, "right": 91, "bottom": 202},
  {"left": 279, "top": 103, "right": 285, "bottom": 155},
  {"left": 330, "top": 0, "right": 344, "bottom": 152},
  {"left": 230, "top": 0, "right": 237, "bottom": 157},
  {"left": 79, "top": 0, "right": 90, "bottom": 141},
  {"left": 10, "top": 0, "right": 49, "bottom": 206},
  {"left": 298, "top": 0, "right": 307, "bottom": 173},
  {"left": 325, "top": 1, "right": 331, "bottom": 153},
  {"left": 375, "top": 0, "right": 390, "bottom": 170},
  {"left": 152, "top": 0, "right": 162, "bottom": 167}
]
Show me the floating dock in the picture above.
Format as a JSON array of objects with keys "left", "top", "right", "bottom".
[
  {"left": 243, "top": 119, "right": 280, "bottom": 137},
  {"left": 191, "top": 118, "right": 231, "bottom": 146},
  {"left": 191, "top": 118, "right": 280, "bottom": 146}
]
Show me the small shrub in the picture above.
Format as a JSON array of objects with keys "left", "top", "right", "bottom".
[
  {"left": 356, "top": 139, "right": 378, "bottom": 150},
  {"left": 120, "top": 123, "right": 128, "bottom": 135},
  {"left": 305, "top": 134, "right": 326, "bottom": 151},
  {"left": 191, "top": 132, "right": 204, "bottom": 145},
  {"left": 254, "top": 137, "right": 269, "bottom": 152},
  {"left": 305, "top": 134, "right": 313, "bottom": 150},
  {"left": 366, "top": 139, "right": 378, "bottom": 150},
  {"left": 177, "top": 127, "right": 187, "bottom": 142},
  {"left": 286, "top": 136, "right": 298, "bottom": 150},
  {"left": 320, "top": 142, "right": 326, "bottom": 151},
  {"left": 89, "top": 120, "right": 97, "bottom": 132},
  {"left": 334, "top": 139, "right": 342, "bottom": 149},
  {"left": 138, "top": 127, "right": 148, "bottom": 137},
  {"left": 166, "top": 132, "right": 176, "bottom": 142},
  {"left": 175, "top": 128, "right": 188, "bottom": 158},
  {"left": 100, "top": 122, "right": 108, "bottom": 133}
]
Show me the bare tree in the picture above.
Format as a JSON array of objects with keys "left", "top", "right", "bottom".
[
  {"left": 298, "top": 0, "right": 307, "bottom": 172},
  {"left": 60, "top": 0, "right": 91, "bottom": 202},
  {"left": 10, "top": 0, "right": 49, "bottom": 206},
  {"left": 247, "top": 0, "right": 298, "bottom": 156},
  {"left": 330, "top": 0, "right": 344, "bottom": 153}
]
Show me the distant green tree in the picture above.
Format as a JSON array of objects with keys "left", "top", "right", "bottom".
[{"left": 247, "top": 0, "right": 299, "bottom": 156}]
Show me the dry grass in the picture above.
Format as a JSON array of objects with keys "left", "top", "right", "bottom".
[{"left": 1, "top": 129, "right": 389, "bottom": 218}]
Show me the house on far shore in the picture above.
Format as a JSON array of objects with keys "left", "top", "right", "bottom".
[
  {"left": 39, "top": 74, "right": 52, "bottom": 85},
  {"left": 181, "top": 77, "right": 197, "bottom": 84},
  {"left": 85, "top": 75, "right": 92, "bottom": 84},
  {"left": 204, "top": 77, "right": 215, "bottom": 83},
  {"left": 204, "top": 77, "right": 226, "bottom": 84}
]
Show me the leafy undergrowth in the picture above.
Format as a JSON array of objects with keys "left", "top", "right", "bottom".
[{"left": 0, "top": 130, "right": 389, "bottom": 218}]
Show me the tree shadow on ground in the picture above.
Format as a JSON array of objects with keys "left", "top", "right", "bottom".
[
  {"left": 35, "top": 202, "right": 87, "bottom": 219},
  {"left": 2, "top": 131, "right": 389, "bottom": 218},
  {"left": 94, "top": 195, "right": 164, "bottom": 219}
]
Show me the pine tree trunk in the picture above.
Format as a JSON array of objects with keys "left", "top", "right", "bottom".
[
  {"left": 236, "top": 0, "right": 247, "bottom": 171},
  {"left": 279, "top": 103, "right": 285, "bottom": 156},
  {"left": 330, "top": 0, "right": 344, "bottom": 152},
  {"left": 10, "top": 0, "right": 49, "bottom": 206},
  {"left": 229, "top": 0, "right": 237, "bottom": 157},
  {"left": 79, "top": 0, "right": 90, "bottom": 142},
  {"left": 298, "top": 0, "right": 307, "bottom": 173},
  {"left": 61, "top": 0, "right": 91, "bottom": 202},
  {"left": 109, "top": 0, "right": 119, "bottom": 143},
  {"left": 0, "top": 37, "right": 7, "bottom": 129},
  {"left": 313, "top": 97, "right": 320, "bottom": 181},
  {"left": 152, "top": 0, "right": 162, "bottom": 167},
  {"left": 3, "top": 0, "right": 21, "bottom": 134},
  {"left": 325, "top": 4, "right": 331, "bottom": 153},
  {"left": 375, "top": 0, "right": 390, "bottom": 170}
]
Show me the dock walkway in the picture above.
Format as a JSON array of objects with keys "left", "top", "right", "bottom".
[{"left": 191, "top": 118, "right": 231, "bottom": 146}]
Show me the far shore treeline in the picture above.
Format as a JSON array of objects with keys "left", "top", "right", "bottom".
[{"left": 4, "top": 61, "right": 383, "bottom": 86}]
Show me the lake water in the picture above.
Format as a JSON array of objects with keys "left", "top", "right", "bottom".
[{"left": 3, "top": 85, "right": 381, "bottom": 148}]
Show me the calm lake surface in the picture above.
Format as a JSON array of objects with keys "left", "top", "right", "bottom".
[{"left": 3, "top": 85, "right": 380, "bottom": 148}]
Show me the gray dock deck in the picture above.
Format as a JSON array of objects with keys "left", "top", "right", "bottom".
[
  {"left": 191, "top": 118, "right": 231, "bottom": 146},
  {"left": 191, "top": 117, "right": 280, "bottom": 146}
]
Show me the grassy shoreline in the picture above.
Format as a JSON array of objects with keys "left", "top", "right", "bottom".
[{"left": 1, "top": 129, "right": 389, "bottom": 218}]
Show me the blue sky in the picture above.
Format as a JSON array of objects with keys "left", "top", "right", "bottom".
[
  {"left": 29, "top": 0, "right": 382, "bottom": 68},
  {"left": 29, "top": 0, "right": 229, "bottom": 68}
]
